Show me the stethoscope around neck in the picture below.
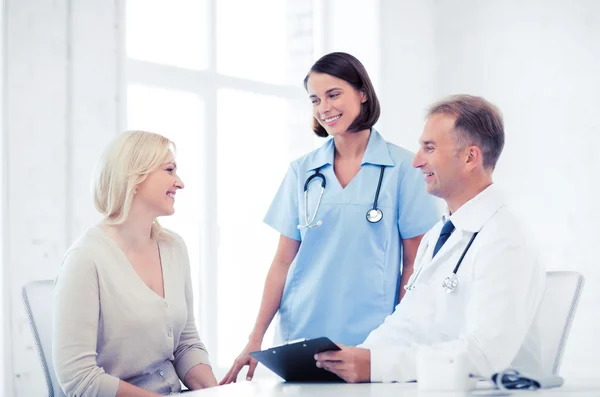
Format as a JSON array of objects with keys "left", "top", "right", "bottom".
[
  {"left": 404, "top": 231, "right": 479, "bottom": 294},
  {"left": 297, "top": 165, "right": 386, "bottom": 229}
]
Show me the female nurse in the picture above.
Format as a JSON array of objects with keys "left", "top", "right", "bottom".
[{"left": 221, "top": 52, "right": 439, "bottom": 384}]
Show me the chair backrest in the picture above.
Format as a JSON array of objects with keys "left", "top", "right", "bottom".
[
  {"left": 22, "top": 280, "right": 67, "bottom": 397},
  {"left": 533, "top": 271, "right": 585, "bottom": 375}
]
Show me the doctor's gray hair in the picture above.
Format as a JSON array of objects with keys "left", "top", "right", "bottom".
[
  {"left": 427, "top": 95, "right": 505, "bottom": 170},
  {"left": 304, "top": 52, "right": 380, "bottom": 138},
  {"left": 93, "top": 130, "right": 175, "bottom": 240}
]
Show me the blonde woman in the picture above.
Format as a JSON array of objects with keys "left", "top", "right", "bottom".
[{"left": 53, "top": 131, "right": 217, "bottom": 397}]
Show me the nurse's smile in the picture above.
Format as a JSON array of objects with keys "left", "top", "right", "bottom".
[{"left": 322, "top": 114, "right": 342, "bottom": 126}]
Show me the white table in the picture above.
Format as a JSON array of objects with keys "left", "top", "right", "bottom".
[{"left": 185, "top": 379, "right": 600, "bottom": 396}]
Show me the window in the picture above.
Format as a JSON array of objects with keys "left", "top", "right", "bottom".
[
  {"left": 216, "top": 0, "right": 288, "bottom": 84},
  {"left": 126, "top": 0, "right": 209, "bottom": 70},
  {"left": 126, "top": 0, "right": 319, "bottom": 375},
  {"left": 126, "top": 84, "right": 204, "bottom": 312}
]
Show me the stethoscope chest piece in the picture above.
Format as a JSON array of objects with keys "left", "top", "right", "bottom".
[
  {"left": 366, "top": 208, "right": 383, "bottom": 223},
  {"left": 442, "top": 273, "right": 459, "bottom": 294}
]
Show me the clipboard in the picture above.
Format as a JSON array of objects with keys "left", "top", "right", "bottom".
[{"left": 249, "top": 337, "right": 344, "bottom": 382}]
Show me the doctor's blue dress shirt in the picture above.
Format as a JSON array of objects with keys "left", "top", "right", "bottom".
[{"left": 264, "top": 129, "right": 440, "bottom": 346}]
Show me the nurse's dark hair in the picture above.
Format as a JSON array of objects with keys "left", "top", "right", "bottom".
[
  {"left": 427, "top": 95, "right": 505, "bottom": 170},
  {"left": 304, "top": 52, "right": 380, "bottom": 138}
]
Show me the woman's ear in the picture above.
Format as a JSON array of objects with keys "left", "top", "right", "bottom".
[{"left": 360, "top": 90, "right": 368, "bottom": 104}]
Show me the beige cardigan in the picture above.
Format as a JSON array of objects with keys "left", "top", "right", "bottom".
[{"left": 53, "top": 226, "right": 210, "bottom": 397}]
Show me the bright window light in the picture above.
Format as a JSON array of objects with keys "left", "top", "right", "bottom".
[
  {"left": 126, "top": 0, "right": 209, "bottom": 70},
  {"left": 216, "top": 0, "right": 288, "bottom": 84},
  {"left": 215, "top": 88, "right": 294, "bottom": 366}
]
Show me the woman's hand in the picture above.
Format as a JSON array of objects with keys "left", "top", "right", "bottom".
[{"left": 219, "top": 339, "right": 262, "bottom": 385}]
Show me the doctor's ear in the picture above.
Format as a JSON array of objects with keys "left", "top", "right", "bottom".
[
  {"left": 360, "top": 90, "right": 367, "bottom": 103},
  {"left": 465, "top": 146, "right": 483, "bottom": 169}
]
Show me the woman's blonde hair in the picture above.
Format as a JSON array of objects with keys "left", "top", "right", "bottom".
[{"left": 93, "top": 130, "right": 175, "bottom": 240}]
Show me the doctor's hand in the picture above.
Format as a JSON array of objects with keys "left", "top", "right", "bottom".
[
  {"left": 219, "top": 339, "right": 262, "bottom": 385},
  {"left": 315, "top": 345, "right": 371, "bottom": 383}
]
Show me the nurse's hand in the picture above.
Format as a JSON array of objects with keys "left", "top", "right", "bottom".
[
  {"left": 219, "top": 339, "right": 262, "bottom": 385},
  {"left": 315, "top": 345, "right": 371, "bottom": 383}
]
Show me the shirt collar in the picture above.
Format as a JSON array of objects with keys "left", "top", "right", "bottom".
[
  {"left": 442, "top": 184, "right": 505, "bottom": 233},
  {"left": 361, "top": 129, "right": 395, "bottom": 166},
  {"left": 306, "top": 128, "right": 395, "bottom": 171},
  {"left": 306, "top": 137, "right": 335, "bottom": 171}
]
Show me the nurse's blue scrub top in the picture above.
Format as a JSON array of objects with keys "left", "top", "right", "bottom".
[{"left": 264, "top": 129, "right": 439, "bottom": 346}]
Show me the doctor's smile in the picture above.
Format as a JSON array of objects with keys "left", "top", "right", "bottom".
[{"left": 423, "top": 172, "right": 434, "bottom": 183}]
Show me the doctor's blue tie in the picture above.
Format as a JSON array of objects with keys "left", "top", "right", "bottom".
[{"left": 432, "top": 220, "right": 455, "bottom": 258}]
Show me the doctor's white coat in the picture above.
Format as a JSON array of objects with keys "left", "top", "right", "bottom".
[{"left": 360, "top": 185, "right": 546, "bottom": 383}]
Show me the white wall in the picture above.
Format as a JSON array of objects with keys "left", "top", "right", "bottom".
[
  {"left": 380, "top": 0, "right": 600, "bottom": 378},
  {"left": 325, "top": 0, "right": 381, "bottom": 87},
  {"left": 378, "top": 0, "right": 437, "bottom": 150},
  {"left": 435, "top": 0, "right": 600, "bottom": 378},
  {"left": 1, "top": 0, "right": 6, "bottom": 393},
  {"left": 3, "top": 1, "right": 121, "bottom": 396}
]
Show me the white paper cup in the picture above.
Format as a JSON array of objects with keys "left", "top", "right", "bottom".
[{"left": 416, "top": 346, "right": 472, "bottom": 392}]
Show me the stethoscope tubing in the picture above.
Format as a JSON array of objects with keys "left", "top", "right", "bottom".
[
  {"left": 405, "top": 230, "right": 479, "bottom": 292},
  {"left": 371, "top": 165, "right": 385, "bottom": 211},
  {"left": 300, "top": 165, "right": 385, "bottom": 229},
  {"left": 303, "top": 167, "right": 326, "bottom": 192},
  {"left": 451, "top": 231, "right": 478, "bottom": 275}
]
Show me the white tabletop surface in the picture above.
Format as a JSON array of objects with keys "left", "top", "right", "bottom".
[{"left": 185, "top": 379, "right": 600, "bottom": 396}]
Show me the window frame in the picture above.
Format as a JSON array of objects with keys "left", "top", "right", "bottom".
[{"left": 123, "top": 0, "right": 323, "bottom": 374}]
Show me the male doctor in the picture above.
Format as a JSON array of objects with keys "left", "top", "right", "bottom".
[{"left": 315, "top": 95, "right": 545, "bottom": 383}]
